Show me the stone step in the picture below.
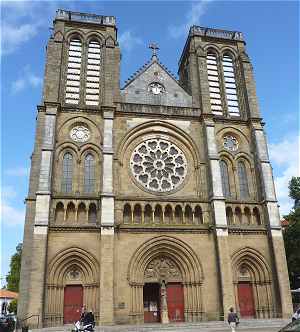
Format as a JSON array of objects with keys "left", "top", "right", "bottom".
[{"left": 26, "top": 319, "right": 290, "bottom": 332}]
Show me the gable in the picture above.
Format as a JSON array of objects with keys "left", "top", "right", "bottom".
[{"left": 121, "top": 61, "right": 192, "bottom": 107}]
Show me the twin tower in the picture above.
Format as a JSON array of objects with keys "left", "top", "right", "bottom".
[{"left": 18, "top": 9, "right": 292, "bottom": 327}]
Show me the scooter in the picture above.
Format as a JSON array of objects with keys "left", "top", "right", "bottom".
[{"left": 72, "top": 320, "right": 95, "bottom": 332}]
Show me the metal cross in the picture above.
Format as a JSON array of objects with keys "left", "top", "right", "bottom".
[{"left": 149, "top": 42, "right": 159, "bottom": 57}]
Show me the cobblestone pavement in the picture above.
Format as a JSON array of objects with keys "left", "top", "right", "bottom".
[{"left": 30, "top": 319, "right": 290, "bottom": 332}]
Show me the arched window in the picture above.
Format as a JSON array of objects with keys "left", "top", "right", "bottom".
[
  {"left": 194, "top": 205, "right": 203, "bottom": 224},
  {"left": 133, "top": 204, "right": 142, "bottom": 224},
  {"left": 55, "top": 202, "right": 64, "bottom": 224},
  {"left": 184, "top": 205, "right": 193, "bottom": 224},
  {"left": 77, "top": 203, "right": 86, "bottom": 223},
  {"left": 61, "top": 153, "right": 73, "bottom": 193},
  {"left": 84, "top": 154, "right": 95, "bottom": 193},
  {"left": 220, "top": 160, "right": 231, "bottom": 198},
  {"left": 164, "top": 205, "right": 173, "bottom": 224},
  {"left": 226, "top": 207, "right": 234, "bottom": 225},
  {"left": 238, "top": 161, "right": 250, "bottom": 199},
  {"left": 222, "top": 54, "right": 240, "bottom": 117},
  {"left": 123, "top": 204, "right": 132, "bottom": 224},
  {"left": 206, "top": 52, "right": 223, "bottom": 115},
  {"left": 154, "top": 205, "right": 163, "bottom": 224},
  {"left": 88, "top": 203, "right": 97, "bottom": 223},
  {"left": 85, "top": 39, "right": 101, "bottom": 106},
  {"left": 65, "top": 37, "right": 82, "bottom": 104}
]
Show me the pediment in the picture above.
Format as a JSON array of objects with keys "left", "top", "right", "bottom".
[{"left": 121, "top": 59, "right": 192, "bottom": 107}]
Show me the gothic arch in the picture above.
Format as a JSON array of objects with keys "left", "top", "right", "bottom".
[
  {"left": 86, "top": 31, "right": 105, "bottom": 44},
  {"left": 220, "top": 46, "right": 238, "bottom": 59},
  {"left": 127, "top": 236, "right": 204, "bottom": 322},
  {"left": 127, "top": 235, "right": 204, "bottom": 284},
  {"left": 45, "top": 247, "right": 100, "bottom": 325},
  {"left": 65, "top": 29, "right": 85, "bottom": 44},
  {"left": 116, "top": 120, "right": 201, "bottom": 169},
  {"left": 231, "top": 247, "right": 274, "bottom": 318}
]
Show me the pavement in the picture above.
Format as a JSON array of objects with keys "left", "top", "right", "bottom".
[{"left": 27, "top": 319, "right": 290, "bottom": 332}]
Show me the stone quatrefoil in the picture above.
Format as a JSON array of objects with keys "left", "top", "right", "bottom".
[{"left": 130, "top": 138, "right": 187, "bottom": 193}]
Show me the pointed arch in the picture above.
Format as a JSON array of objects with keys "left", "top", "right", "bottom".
[
  {"left": 237, "top": 160, "right": 250, "bottom": 199},
  {"left": 219, "top": 159, "right": 231, "bottom": 198},
  {"left": 61, "top": 152, "right": 73, "bottom": 193}
]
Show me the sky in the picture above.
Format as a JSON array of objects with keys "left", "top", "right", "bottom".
[{"left": 0, "top": 0, "right": 299, "bottom": 287}]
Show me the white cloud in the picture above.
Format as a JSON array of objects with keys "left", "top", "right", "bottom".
[
  {"left": 11, "top": 67, "right": 42, "bottom": 94},
  {"left": 1, "top": 22, "right": 40, "bottom": 55},
  {"left": 168, "top": 0, "right": 213, "bottom": 39},
  {"left": 119, "top": 30, "right": 142, "bottom": 52},
  {"left": 269, "top": 135, "right": 300, "bottom": 216},
  {"left": 5, "top": 167, "right": 29, "bottom": 177},
  {"left": 1, "top": 186, "right": 25, "bottom": 227},
  {"left": 1, "top": 201, "right": 25, "bottom": 227}
]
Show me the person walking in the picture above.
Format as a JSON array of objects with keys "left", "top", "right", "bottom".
[{"left": 227, "top": 307, "right": 239, "bottom": 332}]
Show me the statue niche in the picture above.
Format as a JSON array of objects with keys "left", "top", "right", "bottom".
[{"left": 144, "top": 257, "right": 182, "bottom": 283}]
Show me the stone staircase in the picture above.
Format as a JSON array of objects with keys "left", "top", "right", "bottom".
[{"left": 26, "top": 319, "right": 290, "bottom": 332}]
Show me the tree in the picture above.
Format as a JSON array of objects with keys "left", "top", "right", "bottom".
[
  {"left": 283, "top": 177, "right": 300, "bottom": 290},
  {"left": 6, "top": 243, "right": 22, "bottom": 292},
  {"left": 8, "top": 299, "right": 18, "bottom": 314}
]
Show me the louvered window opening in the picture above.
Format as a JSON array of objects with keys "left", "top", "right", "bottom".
[
  {"left": 65, "top": 39, "right": 82, "bottom": 104},
  {"left": 86, "top": 41, "right": 101, "bottom": 106},
  {"left": 222, "top": 55, "right": 240, "bottom": 116},
  {"left": 61, "top": 153, "right": 73, "bottom": 193},
  {"left": 206, "top": 53, "right": 223, "bottom": 116},
  {"left": 220, "top": 160, "right": 231, "bottom": 198},
  {"left": 237, "top": 161, "right": 250, "bottom": 199},
  {"left": 84, "top": 154, "right": 95, "bottom": 193}
]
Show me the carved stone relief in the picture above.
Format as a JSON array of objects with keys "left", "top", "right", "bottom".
[{"left": 144, "top": 257, "right": 182, "bottom": 282}]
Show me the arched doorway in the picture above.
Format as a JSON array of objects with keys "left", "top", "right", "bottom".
[
  {"left": 45, "top": 248, "right": 100, "bottom": 327},
  {"left": 127, "top": 236, "right": 204, "bottom": 324},
  {"left": 232, "top": 248, "right": 274, "bottom": 318},
  {"left": 143, "top": 257, "right": 184, "bottom": 323}
]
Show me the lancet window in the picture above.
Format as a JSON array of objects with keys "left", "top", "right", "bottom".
[{"left": 61, "top": 153, "right": 73, "bottom": 193}]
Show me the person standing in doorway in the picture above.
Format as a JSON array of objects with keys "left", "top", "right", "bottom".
[{"left": 227, "top": 307, "right": 239, "bottom": 332}]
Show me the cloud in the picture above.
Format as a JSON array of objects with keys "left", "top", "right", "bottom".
[
  {"left": 1, "top": 22, "right": 41, "bottom": 55},
  {"left": 11, "top": 66, "right": 42, "bottom": 94},
  {"left": 269, "top": 134, "right": 300, "bottom": 216},
  {"left": 168, "top": 0, "right": 213, "bottom": 39},
  {"left": 1, "top": 186, "right": 25, "bottom": 227},
  {"left": 118, "top": 30, "right": 142, "bottom": 52},
  {"left": 5, "top": 167, "right": 29, "bottom": 177}
]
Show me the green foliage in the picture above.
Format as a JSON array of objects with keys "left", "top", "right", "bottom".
[
  {"left": 6, "top": 243, "right": 22, "bottom": 292},
  {"left": 8, "top": 299, "right": 18, "bottom": 314},
  {"left": 289, "top": 176, "right": 300, "bottom": 201},
  {"left": 283, "top": 207, "right": 300, "bottom": 289}
]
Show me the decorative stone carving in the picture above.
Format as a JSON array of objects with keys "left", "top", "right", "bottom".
[
  {"left": 223, "top": 135, "right": 238, "bottom": 152},
  {"left": 67, "top": 267, "right": 81, "bottom": 280},
  {"left": 148, "top": 82, "right": 165, "bottom": 95},
  {"left": 144, "top": 257, "right": 181, "bottom": 282},
  {"left": 70, "top": 125, "right": 90, "bottom": 142},
  {"left": 130, "top": 138, "right": 187, "bottom": 193}
]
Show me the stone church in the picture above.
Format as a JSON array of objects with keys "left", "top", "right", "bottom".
[{"left": 18, "top": 9, "right": 293, "bottom": 327}]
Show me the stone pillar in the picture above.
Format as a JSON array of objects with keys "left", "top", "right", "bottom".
[
  {"left": 99, "top": 108, "right": 115, "bottom": 324},
  {"left": 252, "top": 123, "right": 293, "bottom": 318},
  {"left": 204, "top": 119, "right": 235, "bottom": 319},
  {"left": 27, "top": 104, "right": 58, "bottom": 327}
]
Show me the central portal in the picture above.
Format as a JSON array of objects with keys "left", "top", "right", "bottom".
[{"left": 143, "top": 283, "right": 160, "bottom": 323}]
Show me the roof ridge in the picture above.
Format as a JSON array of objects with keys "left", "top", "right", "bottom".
[{"left": 123, "top": 57, "right": 178, "bottom": 88}]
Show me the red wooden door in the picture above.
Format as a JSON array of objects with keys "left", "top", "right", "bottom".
[
  {"left": 63, "top": 285, "right": 83, "bottom": 323},
  {"left": 237, "top": 283, "right": 255, "bottom": 317},
  {"left": 167, "top": 283, "right": 184, "bottom": 322}
]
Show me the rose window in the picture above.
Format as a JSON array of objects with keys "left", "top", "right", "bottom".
[
  {"left": 223, "top": 135, "right": 238, "bottom": 152},
  {"left": 70, "top": 125, "right": 90, "bottom": 143},
  {"left": 130, "top": 138, "right": 187, "bottom": 193}
]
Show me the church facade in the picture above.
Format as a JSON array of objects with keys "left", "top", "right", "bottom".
[{"left": 18, "top": 9, "right": 293, "bottom": 327}]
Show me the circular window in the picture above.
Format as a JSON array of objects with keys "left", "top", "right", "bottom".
[
  {"left": 223, "top": 135, "right": 238, "bottom": 152},
  {"left": 70, "top": 125, "right": 90, "bottom": 142},
  {"left": 148, "top": 82, "right": 165, "bottom": 95},
  {"left": 130, "top": 138, "right": 187, "bottom": 193}
]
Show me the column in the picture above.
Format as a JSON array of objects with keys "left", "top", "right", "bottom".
[
  {"left": 204, "top": 120, "right": 235, "bottom": 320},
  {"left": 99, "top": 108, "right": 115, "bottom": 324},
  {"left": 27, "top": 103, "right": 58, "bottom": 327},
  {"left": 252, "top": 123, "right": 293, "bottom": 318}
]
